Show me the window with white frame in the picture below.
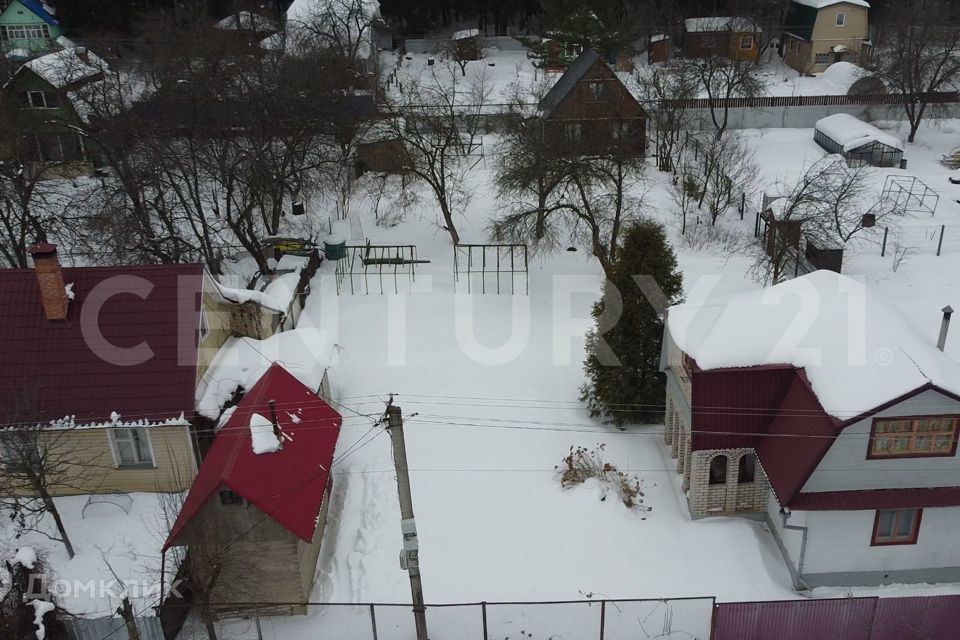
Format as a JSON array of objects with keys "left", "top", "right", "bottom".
[
  {"left": 0, "top": 24, "right": 50, "bottom": 40},
  {"left": 110, "top": 428, "right": 154, "bottom": 467},
  {"left": 740, "top": 35, "right": 754, "bottom": 50},
  {"left": 836, "top": 12, "right": 846, "bottom": 27},
  {"left": 872, "top": 508, "right": 921, "bottom": 545},
  {"left": 815, "top": 53, "right": 832, "bottom": 65}
]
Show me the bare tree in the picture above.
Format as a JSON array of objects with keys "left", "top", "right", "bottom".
[
  {"left": 678, "top": 54, "right": 766, "bottom": 138},
  {"left": 752, "top": 156, "right": 899, "bottom": 282},
  {"left": 286, "top": 0, "right": 379, "bottom": 68},
  {"left": 386, "top": 63, "right": 490, "bottom": 245},
  {"left": 870, "top": 0, "right": 960, "bottom": 143},
  {"left": 636, "top": 63, "right": 699, "bottom": 172}
]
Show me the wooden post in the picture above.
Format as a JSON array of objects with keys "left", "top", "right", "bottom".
[
  {"left": 938, "top": 224, "right": 945, "bottom": 256},
  {"left": 740, "top": 192, "right": 745, "bottom": 219},
  {"left": 881, "top": 227, "right": 889, "bottom": 257}
]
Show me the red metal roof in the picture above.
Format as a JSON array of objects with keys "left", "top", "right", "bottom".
[
  {"left": 0, "top": 263, "right": 204, "bottom": 426},
  {"left": 163, "top": 364, "right": 342, "bottom": 550},
  {"left": 789, "top": 487, "right": 960, "bottom": 511}
]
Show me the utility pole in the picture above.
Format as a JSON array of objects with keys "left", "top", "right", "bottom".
[{"left": 386, "top": 398, "right": 429, "bottom": 640}]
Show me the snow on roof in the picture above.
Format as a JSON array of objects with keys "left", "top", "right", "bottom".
[
  {"left": 684, "top": 17, "right": 761, "bottom": 33},
  {"left": 249, "top": 412, "right": 281, "bottom": 454},
  {"left": 214, "top": 256, "right": 307, "bottom": 312},
  {"left": 792, "top": 0, "right": 870, "bottom": 8},
  {"left": 214, "top": 11, "right": 277, "bottom": 31},
  {"left": 12, "top": 547, "right": 37, "bottom": 569},
  {"left": 23, "top": 48, "right": 106, "bottom": 89},
  {"left": 667, "top": 271, "right": 960, "bottom": 418},
  {"left": 453, "top": 28, "right": 480, "bottom": 40},
  {"left": 196, "top": 326, "right": 337, "bottom": 418},
  {"left": 815, "top": 113, "right": 902, "bottom": 152}
]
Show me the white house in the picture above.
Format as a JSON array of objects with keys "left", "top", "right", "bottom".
[{"left": 662, "top": 270, "right": 960, "bottom": 588}]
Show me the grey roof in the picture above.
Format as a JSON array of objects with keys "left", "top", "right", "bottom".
[{"left": 537, "top": 48, "right": 602, "bottom": 117}]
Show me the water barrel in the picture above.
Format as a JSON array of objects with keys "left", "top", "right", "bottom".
[{"left": 324, "top": 238, "right": 347, "bottom": 260}]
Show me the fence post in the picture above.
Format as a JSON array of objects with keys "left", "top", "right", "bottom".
[
  {"left": 481, "top": 601, "right": 488, "bottom": 640},
  {"left": 740, "top": 192, "right": 745, "bottom": 219},
  {"left": 938, "top": 225, "right": 945, "bottom": 256},
  {"left": 881, "top": 227, "right": 888, "bottom": 257},
  {"left": 599, "top": 601, "right": 606, "bottom": 640},
  {"left": 255, "top": 610, "right": 263, "bottom": 640},
  {"left": 370, "top": 604, "right": 378, "bottom": 640}
]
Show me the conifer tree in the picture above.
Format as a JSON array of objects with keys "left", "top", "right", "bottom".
[
  {"left": 523, "top": 0, "right": 640, "bottom": 68},
  {"left": 581, "top": 220, "right": 683, "bottom": 426}
]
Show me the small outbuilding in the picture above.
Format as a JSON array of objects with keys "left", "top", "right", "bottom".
[
  {"left": 163, "top": 363, "right": 342, "bottom": 616},
  {"left": 814, "top": 113, "right": 903, "bottom": 168}
]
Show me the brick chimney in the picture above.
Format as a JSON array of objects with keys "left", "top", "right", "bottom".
[{"left": 29, "top": 243, "right": 68, "bottom": 321}]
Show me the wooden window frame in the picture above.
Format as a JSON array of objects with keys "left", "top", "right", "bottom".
[
  {"left": 871, "top": 508, "right": 921, "bottom": 546},
  {"left": 867, "top": 415, "right": 960, "bottom": 460},
  {"left": 739, "top": 35, "right": 754, "bottom": 50},
  {"left": 108, "top": 427, "right": 156, "bottom": 469}
]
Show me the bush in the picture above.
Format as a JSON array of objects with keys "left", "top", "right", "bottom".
[{"left": 556, "top": 444, "right": 647, "bottom": 510}]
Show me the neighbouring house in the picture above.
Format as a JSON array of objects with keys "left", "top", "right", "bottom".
[
  {"left": 452, "top": 27, "right": 481, "bottom": 60},
  {"left": 0, "top": 246, "right": 208, "bottom": 495},
  {"left": 0, "top": 46, "right": 106, "bottom": 173},
  {"left": 0, "top": 244, "right": 311, "bottom": 496},
  {"left": 647, "top": 34, "right": 670, "bottom": 64},
  {"left": 681, "top": 17, "right": 761, "bottom": 62},
  {"left": 163, "top": 363, "right": 342, "bottom": 616},
  {"left": 662, "top": 270, "right": 960, "bottom": 588},
  {"left": 213, "top": 10, "right": 279, "bottom": 51},
  {"left": 814, "top": 113, "right": 903, "bottom": 168},
  {"left": 0, "top": 0, "right": 60, "bottom": 56},
  {"left": 537, "top": 48, "right": 646, "bottom": 157},
  {"left": 782, "top": 0, "right": 870, "bottom": 74}
]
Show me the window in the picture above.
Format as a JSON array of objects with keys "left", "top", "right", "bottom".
[
  {"left": 815, "top": 53, "right": 832, "bottom": 65},
  {"left": 836, "top": 12, "right": 846, "bottom": 27},
  {"left": 872, "top": 508, "right": 921, "bottom": 545},
  {"left": 32, "top": 134, "right": 84, "bottom": 163},
  {"left": 738, "top": 454, "right": 756, "bottom": 483},
  {"left": 1, "top": 24, "right": 49, "bottom": 40},
  {"left": 588, "top": 81, "right": 609, "bottom": 102},
  {"left": 611, "top": 121, "right": 632, "bottom": 141},
  {"left": 110, "top": 428, "right": 154, "bottom": 467},
  {"left": 709, "top": 455, "right": 728, "bottom": 484},
  {"left": 25, "top": 91, "right": 58, "bottom": 109},
  {"left": 219, "top": 490, "right": 246, "bottom": 506},
  {"left": 740, "top": 35, "right": 754, "bottom": 50},
  {"left": 868, "top": 416, "right": 959, "bottom": 458},
  {"left": 564, "top": 122, "right": 582, "bottom": 141},
  {"left": 565, "top": 43, "right": 583, "bottom": 58}
]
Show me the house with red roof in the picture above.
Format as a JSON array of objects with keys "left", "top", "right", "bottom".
[
  {"left": 163, "top": 363, "right": 342, "bottom": 615},
  {"left": 661, "top": 270, "right": 960, "bottom": 588},
  {"left": 0, "top": 244, "right": 301, "bottom": 495}
]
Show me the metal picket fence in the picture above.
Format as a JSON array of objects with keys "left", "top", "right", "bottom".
[{"left": 172, "top": 597, "right": 716, "bottom": 640}]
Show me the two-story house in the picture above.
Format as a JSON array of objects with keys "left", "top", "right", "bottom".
[
  {"left": 0, "top": 46, "right": 105, "bottom": 172},
  {"left": 0, "top": 244, "right": 309, "bottom": 497},
  {"left": 782, "top": 0, "right": 871, "bottom": 74},
  {"left": 537, "top": 48, "right": 647, "bottom": 157},
  {"left": 662, "top": 270, "right": 960, "bottom": 588},
  {"left": 0, "top": 0, "right": 60, "bottom": 56}
]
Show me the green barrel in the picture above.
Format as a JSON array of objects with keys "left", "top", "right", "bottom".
[{"left": 324, "top": 239, "right": 347, "bottom": 260}]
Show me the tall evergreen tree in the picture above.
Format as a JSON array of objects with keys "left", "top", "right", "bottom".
[
  {"left": 524, "top": 0, "right": 641, "bottom": 67},
  {"left": 581, "top": 220, "right": 683, "bottom": 426}
]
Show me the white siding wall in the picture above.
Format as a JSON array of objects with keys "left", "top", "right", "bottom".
[
  {"left": 802, "top": 389, "right": 960, "bottom": 493},
  {"left": 802, "top": 507, "right": 960, "bottom": 575},
  {"left": 766, "top": 493, "right": 807, "bottom": 573}
]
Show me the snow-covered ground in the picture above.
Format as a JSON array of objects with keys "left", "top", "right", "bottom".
[
  {"left": 6, "top": 111, "right": 960, "bottom": 637},
  {"left": 0, "top": 493, "right": 169, "bottom": 617}
]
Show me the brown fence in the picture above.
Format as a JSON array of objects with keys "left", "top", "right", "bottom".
[
  {"left": 711, "top": 595, "right": 960, "bottom": 640},
  {"left": 662, "top": 92, "right": 960, "bottom": 110}
]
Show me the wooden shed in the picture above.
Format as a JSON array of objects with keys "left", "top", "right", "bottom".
[
  {"left": 814, "top": 114, "right": 904, "bottom": 168},
  {"left": 163, "top": 364, "right": 342, "bottom": 617}
]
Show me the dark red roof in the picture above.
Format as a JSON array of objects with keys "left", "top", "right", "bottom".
[
  {"left": 789, "top": 487, "right": 960, "bottom": 511},
  {"left": 0, "top": 263, "right": 205, "bottom": 426},
  {"left": 163, "top": 364, "right": 342, "bottom": 550}
]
